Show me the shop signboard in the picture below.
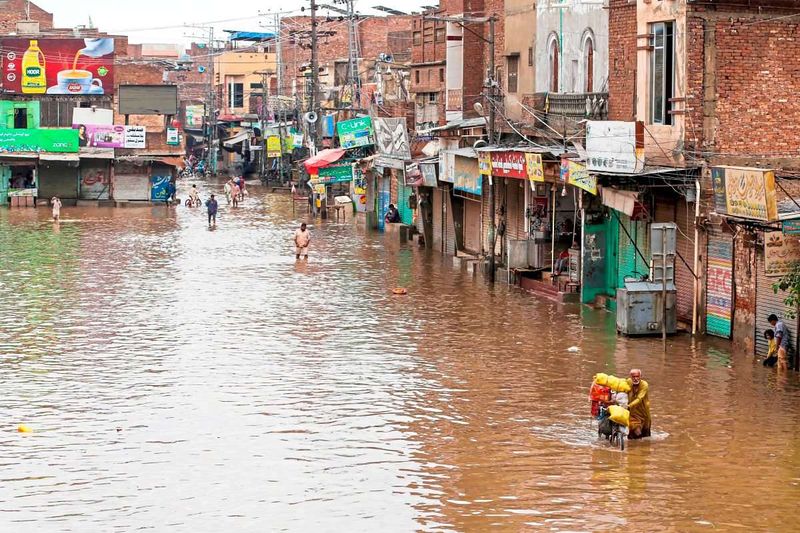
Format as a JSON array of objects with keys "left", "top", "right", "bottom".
[
  {"left": 353, "top": 167, "right": 367, "bottom": 213},
  {"left": 0, "top": 128, "right": 79, "bottom": 153},
  {"left": 566, "top": 161, "right": 598, "bottom": 195},
  {"left": 712, "top": 166, "right": 778, "bottom": 222},
  {"left": 420, "top": 163, "right": 438, "bottom": 187},
  {"left": 317, "top": 164, "right": 353, "bottom": 184},
  {"left": 374, "top": 117, "right": 411, "bottom": 160},
  {"left": 266, "top": 136, "right": 282, "bottom": 158},
  {"left": 453, "top": 156, "right": 481, "bottom": 195},
  {"left": 490, "top": 151, "right": 526, "bottom": 179},
  {"left": 166, "top": 128, "right": 180, "bottom": 146},
  {"left": 185, "top": 104, "right": 205, "bottom": 129},
  {"left": 336, "top": 116, "right": 373, "bottom": 148},
  {"left": 150, "top": 175, "right": 171, "bottom": 202},
  {"left": 525, "top": 153, "right": 544, "bottom": 189},
  {"left": 585, "top": 120, "right": 644, "bottom": 174},
  {"left": 2, "top": 38, "right": 115, "bottom": 95},
  {"left": 765, "top": 231, "right": 800, "bottom": 278},
  {"left": 73, "top": 124, "right": 146, "bottom": 149},
  {"left": 439, "top": 151, "right": 455, "bottom": 183}
]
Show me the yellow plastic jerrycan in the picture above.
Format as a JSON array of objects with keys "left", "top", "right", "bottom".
[{"left": 22, "top": 40, "right": 47, "bottom": 94}]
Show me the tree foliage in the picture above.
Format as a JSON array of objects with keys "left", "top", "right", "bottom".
[{"left": 772, "top": 262, "right": 800, "bottom": 319}]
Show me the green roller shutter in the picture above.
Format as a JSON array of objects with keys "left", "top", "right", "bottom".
[{"left": 617, "top": 214, "right": 650, "bottom": 287}]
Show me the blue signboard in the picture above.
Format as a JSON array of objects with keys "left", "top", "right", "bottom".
[
  {"left": 784, "top": 219, "right": 800, "bottom": 235},
  {"left": 150, "top": 175, "right": 171, "bottom": 202}
]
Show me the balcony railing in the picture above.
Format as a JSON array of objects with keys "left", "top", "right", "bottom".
[{"left": 546, "top": 92, "right": 608, "bottom": 120}]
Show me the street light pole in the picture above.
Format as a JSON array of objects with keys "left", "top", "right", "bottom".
[{"left": 310, "top": 0, "right": 321, "bottom": 153}]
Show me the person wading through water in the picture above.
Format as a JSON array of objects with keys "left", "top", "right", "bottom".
[{"left": 626, "top": 369, "right": 651, "bottom": 439}]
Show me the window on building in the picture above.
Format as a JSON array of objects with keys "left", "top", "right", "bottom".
[
  {"left": 439, "top": 68, "right": 444, "bottom": 83},
  {"left": 650, "top": 21, "right": 675, "bottom": 125},
  {"left": 413, "top": 31, "right": 422, "bottom": 46},
  {"left": 528, "top": 47, "right": 533, "bottom": 67},
  {"left": 584, "top": 36, "right": 594, "bottom": 92},
  {"left": 549, "top": 38, "right": 560, "bottom": 93},
  {"left": 435, "top": 28, "right": 445, "bottom": 43},
  {"left": 428, "top": 92, "right": 438, "bottom": 104},
  {"left": 229, "top": 82, "right": 244, "bottom": 109},
  {"left": 13, "top": 108, "right": 27, "bottom": 129},
  {"left": 415, "top": 70, "right": 420, "bottom": 84},
  {"left": 507, "top": 55, "right": 519, "bottom": 93}
]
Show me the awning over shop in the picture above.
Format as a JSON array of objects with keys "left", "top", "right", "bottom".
[
  {"left": 79, "top": 148, "right": 115, "bottom": 159},
  {"left": 601, "top": 186, "right": 639, "bottom": 217},
  {"left": 40, "top": 153, "right": 80, "bottom": 162},
  {"left": 0, "top": 152, "right": 38, "bottom": 159},
  {"left": 223, "top": 131, "right": 250, "bottom": 148},
  {"left": 303, "top": 148, "right": 346, "bottom": 173}
]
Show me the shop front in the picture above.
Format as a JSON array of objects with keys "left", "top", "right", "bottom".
[
  {"left": 114, "top": 160, "right": 151, "bottom": 202},
  {"left": 78, "top": 152, "right": 114, "bottom": 201},
  {"left": 0, "top": 154, "right": 38, "bottom": 206},
  {"left": 38, "top": 154, "right": 80, "bottom": 201}
]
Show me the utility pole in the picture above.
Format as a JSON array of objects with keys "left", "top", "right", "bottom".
[
  {"left": 310, "top": 0, "right": 321, "bottom": 153},
  {"left": 486, "top": 16, "right": 497, "bottom": 283},
  {"left": 275, "top": 12, "right": 287, "bottom": 183},
  {"left": 208, "top": 27, "right": 217, "bottom": 176},
  {"left": 346, "top": 0, "right": 360, "bottom": 112}
]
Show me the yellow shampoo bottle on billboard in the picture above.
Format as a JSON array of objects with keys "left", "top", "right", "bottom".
[{"left": 21, "top": 40, "right": 47, "bottom": 94}]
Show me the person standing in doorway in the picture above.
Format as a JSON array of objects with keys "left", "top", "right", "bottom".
[
  {"left": 206, "top": 194, "right": 218, "bottom": 227},
  {"left": 294, "top": 222, "right": 311, "bottom": 259},
  {"left": 51, "top": 196, "right": 62, "bottom": 221},
  {"left": 768, "top": 314, "right": 791, "bottom": 371}
]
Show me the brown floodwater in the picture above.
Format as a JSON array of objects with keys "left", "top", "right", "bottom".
[{"left": 1, "top": 180, "right": 799, "bottom": 532}]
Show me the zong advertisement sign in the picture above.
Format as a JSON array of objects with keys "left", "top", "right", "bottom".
[
  {"left": 0, "top": 129, "right": 79, "bottom": 153},
  {"left": 2, "top": 38, "right": 114, "bottom": 95}
]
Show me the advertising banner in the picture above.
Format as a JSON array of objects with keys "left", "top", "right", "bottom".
[
  {"left": 0, "top": 129, "right": 79, "bottom": 153},
  {"left": 353, "top": 167, "right": 367, "bottom": 213},
  {"left": 783, "top": 220, "right": 800, "bottom": 235},
  {"left": 266, "top": 136, "right": 282, "bottom": 158},
  {"left": 336, "top": 116, "right": 373, "bottom": 149},
  {"left": 765, "top": 231, "right": 800, "bottom": 278},
  {"left": 490, "top": 151, "right": 527, "bottom": 179},
  {"left": 73, "top": 124, "right": 146, "bottom": 149},
  {"left": 567, "top": 161, "right": 598, "bottom": 195},
  {"left": 712, "top": 166, "right": 778, "bottom": 222},
  {"left": 420, "top": 163, "right": 438, "bottom": 187},
  {"left": 585, "top": 121, "right": 644, "bottom": 174},
  {"left": 2, "top": 38, "right": 114, "bottom": 95},
  {"left": 185, "top": 105, "right": 205, "bottom": 129},
  {"left": 166, "top": 128, "right": 180, "bottom": 146},
  {"left": 478, "top": 152, "right": 492, "bottom": 176},
  {"left": 317, "top": 164, "right": 354, "bottom": 184},
  {"left": 453, "top": 156, "right": 482, "bottom": 196},
  {"left": 525, "top": 153, "right": 544, "bottom": 189}
]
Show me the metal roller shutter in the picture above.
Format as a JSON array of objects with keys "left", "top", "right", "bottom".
[
  {"left": 706, "top": 227, "right": 734, "bottom": 338},
  {"left": 675, "top": 199, "right": 695, "bottom": 323},
  {"left": 444, "top": 186, "right": 456, "bottom": 256},
  {"left": 397, "top": 182, "right": 413, "bottom": 225},
  {"left": 464, "top": 199, "right": 482, "bottom": 254},
  {"left": 755, "top": 248, "right": 792, "bottom": 357},
  {"left": 506, "top": 181, "right": 525, "bottom": 241},
  {"left": 482, "top": 178, "right": 492, "bottom": 253},
  {"left": 39, "top": 162, "right": 78, "bottom": 199},
  {"left": 432, "top": 187, "right": 443, "bottom": 253}
]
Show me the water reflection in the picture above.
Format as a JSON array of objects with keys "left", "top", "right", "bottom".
[{"left": 0, "top": 185, "right": 798, "bottom": 531}]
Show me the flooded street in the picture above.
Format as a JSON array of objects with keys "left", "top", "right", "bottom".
[{"left": 1, "top": 182, "right": 799, "bottom": 532}]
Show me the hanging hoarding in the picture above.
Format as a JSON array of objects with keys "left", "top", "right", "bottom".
[
  {"left": 478, "top": 151, "right": 492, "bottom": 176},
  {"left": 2, "top": 38, "right": 115, "bottom": 95},
  {"left": 453, "top": 155, "right": 481, "bottom": 195},
  {"left": 374, "top": 117, "right": 411, "bottom": 160},
  {"left": 420, "top": 163, "right": 438, "bottom": 187},
  {"left": 266, "top": 136, "right": 282, "bottom": 158},
  {"left": 336, "top": 116, "right": 373, "bottom": 148},
  {"left": 73, "top": 124, "right": 146, "bottom": 149},
  {"left": 711, "top": 166, "right": 778, "bottom": 222},
  {"left": 525, "top": 153, "right": 544, "bottom": 189},
  {"left": 565, "top": 160, "right": 598, "bottom": 195},
  {"left": 0, "top": 128, "right": 79, "bottom": 153},
  {"left": 585, "top": 120, "right": 644, "bottom": 174}
]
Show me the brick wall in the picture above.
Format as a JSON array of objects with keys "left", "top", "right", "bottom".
[
  {"left": 0, "top": 0, "right": 53, "bottom": 33},
  {"left": 607, "top": 0, "right": 637, "bottom": 122}
]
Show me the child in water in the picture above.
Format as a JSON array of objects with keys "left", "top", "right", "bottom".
[{"left": 763, "top": 329, "right": 778, "bottom": 367}]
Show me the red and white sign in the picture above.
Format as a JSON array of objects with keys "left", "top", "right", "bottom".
[{"left": 490, "top": 151, "right": 527, "bottom": 179}]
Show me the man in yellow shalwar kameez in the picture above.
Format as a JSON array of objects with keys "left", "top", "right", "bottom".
[{"left": 626, "top": 369, "right": 651, "bottom": 439}]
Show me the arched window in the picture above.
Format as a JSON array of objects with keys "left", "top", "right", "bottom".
[
  {"left": 584, "top": 35, "right": 594, "bottom": 93},
  {"left": 548, "top": 35, "right": 560, "bottom": 93}
]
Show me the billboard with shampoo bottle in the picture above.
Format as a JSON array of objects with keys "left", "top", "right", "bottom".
[{"left": 2, "top": 38, "right": 114, "bottom": 95}]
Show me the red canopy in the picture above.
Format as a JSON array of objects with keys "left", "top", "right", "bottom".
[{"left": 303, "top": 148, "right": 346, "bottom": 173}]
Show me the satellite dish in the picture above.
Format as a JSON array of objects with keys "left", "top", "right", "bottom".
[
  {"left": 473, "top": 102, "right": 485, "bottom": 116},
  {"left": 473, "top": 139, "right": 488, "bottom": 149},
  {"left": 198, "top": 66, "right": 206, "bottom": 73},
  {"left": 304, "top": 111, "right": 318, "bottom": 124}
]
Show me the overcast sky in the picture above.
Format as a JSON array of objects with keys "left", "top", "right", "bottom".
[{"left": 34, "top": 0, "right": 431, "bottom": 45}]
